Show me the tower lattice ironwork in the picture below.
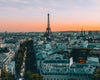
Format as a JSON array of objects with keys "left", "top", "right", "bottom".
[{"left": 44, "top": 13, "right": 53, "bottom": 41}]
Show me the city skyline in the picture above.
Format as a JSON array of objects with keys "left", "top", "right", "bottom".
[{"left": 0, "top": 0, "right": 100, "bottom": 32}]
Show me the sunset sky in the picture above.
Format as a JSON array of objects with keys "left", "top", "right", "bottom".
[{"left": 0, "top": 0, "right": 100, "bottom": 32}]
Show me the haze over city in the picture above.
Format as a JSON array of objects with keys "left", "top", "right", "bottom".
[{"left": 0, "top": 0, "right": 100, "bottom": 32}]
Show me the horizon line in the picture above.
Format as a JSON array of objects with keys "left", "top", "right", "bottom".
[{"left": 0, "top": 30, "right": 100, "bottom": 33}]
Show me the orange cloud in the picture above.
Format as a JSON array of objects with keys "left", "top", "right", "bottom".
[
  {"left": 26, "top": 8, "right": 55, "bottom": 13},
  {"left": 73, "top": 10, "right": 100, "bottom": 14},
  {"left": 73, "top": 11, "right": 79, "bottom": 13},
  {"left": 11, "top": 0, "right": 29, "bottom": 4},
  {"left": 8, "top": 8, "right": 21, "bottom": 12},
  {"left": 60, "top": 11, "right": 66, "bottom": 14},
  {"left": 27, "top": 8, "right": 34, "bottom": 11},
  {"left": 0, "top": 7, "right": 21, "bottom": 12}
]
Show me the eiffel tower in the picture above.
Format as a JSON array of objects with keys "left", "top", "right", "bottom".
[{"left": 44, "top": 13, "right": 53, "bottom": 41}]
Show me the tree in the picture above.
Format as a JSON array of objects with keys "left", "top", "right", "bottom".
[{"left": 1, "top": 70, "right": 15, "bottom": 80}]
